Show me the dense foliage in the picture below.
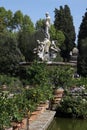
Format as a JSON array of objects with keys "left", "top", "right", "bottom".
[
  {"left": 0, "top": 33, "right": 24, "bottom": 76},
  {"left": 35, "top": 19, "right": 45, "bottom": 31},
  {"left": 49, "top": 65, "right": 74, "bottom": 88},
  {"left": 0, "top": 7, "right": 35, "bottom": 33},
  {"left": 0, "top": 62, "right": 53, "bottom": 129},
  {"left": 77, "top": 9, "right": 87, "bottom": 77},
  {"left": 57, "top": 93, "right": 87, "bottom": 119},
  {"left": 1, "top": 63, "right": 87, "bottom": 129},
  {"left": 56, "top": 76, "right": 87, "bottom": 119},
  {"left": 54, "top": 5, "right": 76, "bottom": 61},
  {"left": 0, "top": 7, "right": 35, "bottom": 63},
  {"left": 18, "top": 29, "right": 46, "bottom": 62}
]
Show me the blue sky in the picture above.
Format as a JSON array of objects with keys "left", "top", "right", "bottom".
[{"left": 0, "top": 0, "right": 87, "bottom": 42}]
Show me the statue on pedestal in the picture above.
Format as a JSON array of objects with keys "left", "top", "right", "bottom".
[{"left": 34, "top": 12, "right": 60, "bottom": 62}]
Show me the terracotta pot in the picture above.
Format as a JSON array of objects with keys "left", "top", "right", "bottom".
[
  {"left": 21, "top": 118, "right": 27, "bottom": 129},
  {"left": 11, "top": 121, "right": 22, "bottom": 130}
]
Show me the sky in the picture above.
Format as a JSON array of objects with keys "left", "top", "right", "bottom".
[{"left": 0, "top": 0, "right": 87, "bottom": 42}]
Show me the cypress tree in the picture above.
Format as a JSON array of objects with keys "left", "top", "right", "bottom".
[
  {"left": 54, "top": 5, "right": 76, "bottom": 61},
  {"left": 77, "top": 9, "right": 87, "bottom": 77}
]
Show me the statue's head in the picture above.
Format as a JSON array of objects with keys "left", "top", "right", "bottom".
[{"left": 45, "top": 12, "right": 49, "bottom": 17}]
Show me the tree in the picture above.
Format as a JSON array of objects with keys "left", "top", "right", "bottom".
[
  {"left": 77, "top": 38, "right": 87, "bottom": 77},
  {"left": 18, "top": 29, "right": 46, "bottom": 62},
  {"left": 0, "top": 7, "right": 13, "bottom": 33},
  {"left": 77, "top": 9, "right": 87, "bottom": 77},
  {"left": 3, "top": 9, "right": 35, "bottom": 33},
  {"left": 0, "top": 7, "right": 7, "bottom": 32},
  {"left": 12, "top": 10, "right": 23, "bottom": 31},
  {"left": 22, "top": 15, "right": 35, "bottom": 33},
  {"left": 35, "top": 19, "right": 45, "bottom": 31},
  {"left": 54, "top": 5, "right": 76, "bottom": 61},
  {"left": 49, "top": 65, "right": 73, "bottom": 88},
  {"left": 0, "top": 32, "right": 25, "bottom": 76},
  {"left": 18, "top": 31, "right": 36, "bottom": 62},
  {"left": 50, "top": 24, "right": 65, "bottom": 47},
  {"left": 78, "top": 10, "right": 87, "bottom": 45}
]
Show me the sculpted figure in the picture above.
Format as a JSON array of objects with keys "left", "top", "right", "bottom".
[
  {"left": 50, "top": 41, "right": 60, "bottom": 52},
  {"left": 35, "top": 40, "right": 45, "bottom": 60},
  {"left": 44, "top": 38, "right": 51, "bottom": 54},
  {"left": 36, "top": 39, "right": 51, "bottom": 61},
  {"left": 45, "top": 12, "right": 50, "bottom": 39},
  {"left": 34, "top": 12, "right": 60, "bottom": 61}
]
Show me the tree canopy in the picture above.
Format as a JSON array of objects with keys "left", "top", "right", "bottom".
[
  {"left": 0, "top": 32, "right": 24, "bottom": 76},
  {"left": 54, "top": 5, "right": 76, "bottom": 61},
  {"left": 0, "top": 7, "right": 35, "bottom": 33},
  {"left": 0, "top": 7, "right": 36, "bottom": 64},
  {"left": 77, "top": 9, "right": 87, "bottom": 77}
]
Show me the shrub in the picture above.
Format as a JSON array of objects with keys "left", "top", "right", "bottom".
[
  {"left": 57, "top": 94, "right": 87, "bottom": 119},
  {"left": 0, "top": 74, "right": 23, "bottom": 93},
  {"left": 20, "top": 61, "right": 49, "bottom": 86},
  {"left": 49, "top": 65, "right": 74, "bottom": 88}
]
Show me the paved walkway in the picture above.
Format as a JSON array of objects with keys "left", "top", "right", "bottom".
[
  {"left": 29, "top": 110, "right": 56, "bottom": 130},
  {"left": 25, "top": 110, "right": 56, "bottom": 130}
]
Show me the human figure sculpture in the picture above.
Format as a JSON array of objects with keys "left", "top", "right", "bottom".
[
  {"left": 44, "top": 38, "right": 51, "bottom": 54},
  {"left": 50, "top": 40, "right": 60, "bottom": 59},
  {"left": 45, "top": 12, "right": 50, "bottom": 39},
  {"left": 35, "top": 38, "right": 51, "bottom": 61},
  {"left": 34, "top": 12, "right": 60, "bottom": 61},
  {"left": 36, "top": 40, "right": 45, "bottom": 60},
  {"left": 50, "top": 41, "right": 58, "bottom": 52}
]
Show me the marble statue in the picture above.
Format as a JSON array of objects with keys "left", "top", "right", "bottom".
[
  {"left": 34, "top": 12, "right": 60, "bottom": 62},
  {"left": 45, "top": 12, "right": 51, "bottom": 39},
  {"left": 50, "top": 40, "right": 60, "bottom": 59},
  {"left": 35, "top": 38, "right": 51, "bottom": 61},
  {"left": 50, "top": 41, "right": 59, "bottom": 52}
]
